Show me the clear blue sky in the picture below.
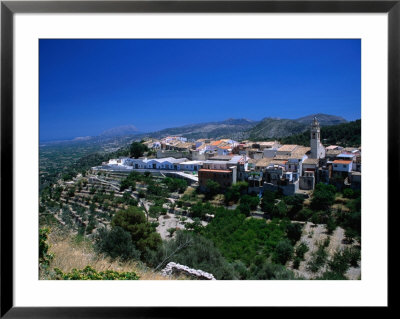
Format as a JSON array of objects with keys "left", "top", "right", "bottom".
[{"left": 39, "top": 39, "right": 361, "bottom": 141}]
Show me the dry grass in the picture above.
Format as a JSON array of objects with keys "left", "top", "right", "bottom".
[
  {"left": 42, "top": 227, "right": 187, "bottom": 280},
  {"left": 331, "top": 204, "right": 350, "bottom": 212},
  {"left": 210, "top": 194, "right": 225, "bottom": 206},
  {"left": 334, "top": 196, "right": 350, "bottom": 204}
]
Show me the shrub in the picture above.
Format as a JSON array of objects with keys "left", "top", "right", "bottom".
[
  {"left": 295, "top": 208, "right": 313, "bottom": 221},
  {"left": 271, "top": 201, "right": 288, "bottom": 219},
  {"left": 295, "top": 242, "right": 309, "bottom": 260},
  {"left": 240, "top": 195, "right": 260, "bottom": 211},
  {"left": 39, "top": 228, "right": 54, "bottom": 270},
  {"left": 326, "top": 217, "right": 337, "bottom": 235},
  {"left": 343, "top": 188, "right": 355, "bottom": 199},
  {"left": 311, "top": 183, "right": 336, "bottom": 211},
  {"left": 250, "top": 261, "right": 295, "bottom": 280},
  {"left": 292, "top": 257, "right": 301, "bottom": 269},
  {"left": 94, "top": 226, "right": 141, "bottom": 261},
  {"left": 273, "top": 239, "right": 294, "bottom": 265},
  {"left": 286, "top": 223, "right": 303, "bottom": 245},
  {"left": 328, "top": 249, "right": 351, "bottom": 276},
  {"left": 307, "top": 245, "right": 328, "bottom": 273},
  {"left": 345, "top": 246, "right": 361, "bottom": 267},
  {"left": 54, "top": 266, "right": 139, "bottom": 280},
  {"left": 261, "top": 190, "right": 275, "bottom": 214},
  {"left": 145, "top": 230, "right": 237, "bottom": 280},
  {"left": 204, "top": 180, "right": 220, "bottom": 199},
  {"left": 112, "top": 206, "right": 162, "bottom": 254}
]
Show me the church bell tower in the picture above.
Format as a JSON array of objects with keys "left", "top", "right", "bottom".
[{"left": 310, "top": 117, "right": 325, "bottom": 159}]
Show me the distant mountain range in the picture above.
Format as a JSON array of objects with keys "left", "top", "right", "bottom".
[
  {"left": 139, "top": 118, "right": 257, "bottom": 140},
  {"left": 138, "top": 113, "right": 348, "bottom": 140},
  {"left": 40, "top": 114, "right": 348, "bottom": 147},
  {"left": 100, "top": 125, "right": 139, "bottom": 137}
]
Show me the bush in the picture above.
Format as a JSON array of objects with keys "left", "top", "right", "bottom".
[
  {"left": 249, "top": 261, "right": 295, "bottom": 280},
  {"left": 345, "top": 246, "right": 361, "bottom": 267},
  {"left": 164, "top": 177, "right": 187, "bottom": 194},
  {"left": 328, "top": 249, "right": 351, "bottom": 276},
  {"left": 307, "top": 245, "right": 328, "bottom": 273},
  {"left": 112, "top": 206, "right": 162, "bottom": 254},
  {"left": 149, "top": 205, "right": 167, "bottom": 219},
  {"left": 326, "top": 217, "right": 337, "bottom": 235},
  {"left": 204, "top": 180, "right": 220, "bottom": 199},
  {"left": 273, "top": 239, "right": 294, "bottom": 265},
  {"left": 130, "top": 142, "right": 148, "bottom": 158},
  {"left": 343, "top": 188, "right": 355, "bottom": 199},
  {"left": 54, "top": 266, "right": 139, "bottom": 280},
  {"left": 261, "top": 190, "right": 275, "bottom": 214},
  {"left": 295, "top": 242, "right": 309, "bottom": 260},
  {"left": 94, "top": 226, "right": 141, "bottom": 261},
  {"left": 295, "top": 208, "right": 313, "bottom": 221},
  {"left": 286, "top": 223, "right": 303, "bottom": 245},
  {"left": 39, "top": 228, "right": 54, "bottom": 270},
  {"left": 240, "top": 195, "right": 260, "bottom": 211},
  {"left": 224, "top": 182, "right": 248, "bottom": 205},
  {"left": 292, "top": 257, "right": 301, "bottom": 269},
  {"left": 190, "top": 202, "right": 215, "bottom": 220},
  {"left": 145, "top": 230, "right": 237, "bottom": 280},
  {"left": 271, "top": 201, "right": 288, "bottom": 219},
  {"left": 311, "top": 183, "right": 336, "bottom": 211}
]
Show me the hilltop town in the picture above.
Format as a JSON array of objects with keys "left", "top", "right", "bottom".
[{"left": 96, "top": 117, "right": 361, "bottom": 196}]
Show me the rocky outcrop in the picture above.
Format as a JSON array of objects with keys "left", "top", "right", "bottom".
[{"left": 161, "top": 262, "right": 216, "bottom": 280}]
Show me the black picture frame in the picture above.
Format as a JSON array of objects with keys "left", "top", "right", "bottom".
[{"left": 1, "top": 0, "right": 395, "bottom": 317}]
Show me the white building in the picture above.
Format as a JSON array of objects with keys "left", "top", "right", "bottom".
[{"left": 332, "top": 160, "right": 353, "bottom": 172}]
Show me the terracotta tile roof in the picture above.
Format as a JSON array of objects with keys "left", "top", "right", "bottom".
[
  {"left": 199, "top": 169, "right": 232, "bottom": 173},
  {"left": 333, "top": 160, "right": 352, "bottom": 164},
  {"left": 303, "top": 158, "right": 319, "bottom": 165},
  {"left": 278, "top": 144, "right": 298, "bottom": 152},
  {"left": 211, "top": 140, "right": 223, "bottom": 146},
  {"left": 255, "top": 158, "right": 274, "bottom": 167}
]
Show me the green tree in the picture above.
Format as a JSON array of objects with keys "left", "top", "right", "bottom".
[
  {"left": 261, "top": 190, "right": 275, "bottom": 214},
  {"left": 271, "top": 200, "right": 288, "bottom": 219},
  {"left": 343, "top": 188, "right": 355, "bottom": 199},
  {"left": 272, "top": 239, "right": 294, "bottom": 265},
  {"left": 112, "top": 206, "right": 162, "bottom": 254},
  {"left": 311, "top": 183, "right": 336, "bottom": 211},
  {"left": 286, "top": 223, "right": 303, "bottom": 245},
  {"left": 190, "top": 202, "right": 215, "bottom": 220},
  {"left": 145, "top": 230, "right": 237, "bottom": 280},
  {"left": 204, "top": 180, "right": 220, "bottom": 199},
  {"left": 39, "top": 228, "right": 54, "bottom": 270},
  {"left": 94, "top": 226, "right": 141, "bottom": 261},
  {"left": 167, "top": 228, "right": 177, "bottom": 237},
  {"left": 295, "top": 242, "right": 309, "bottom": 260},
  {"left": 240, "top": 195, "right": 259, "bottom": 210},
  {"left": 130, "top": 142, "right": 149, "bottom": 158},
  {"left": 224, "top": 182, "right": 248, "bottom": 205}
]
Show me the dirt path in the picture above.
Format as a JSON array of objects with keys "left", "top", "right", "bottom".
[{"left": 156, "top": 213, "right": 207, "bottom": 240}]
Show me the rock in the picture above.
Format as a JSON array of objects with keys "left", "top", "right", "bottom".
[{"left": 160, "top": 262, "right": 216, "bottom": 280}]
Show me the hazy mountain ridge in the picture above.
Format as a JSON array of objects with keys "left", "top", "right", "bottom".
[
  {"left": 244, "top": 114, "right": 348, "bottom": 140},
  {"left": 41, "top": 114, "right": 348, "bottom": 148},
  {"left": 294, "top": 113, "right": 348, "bottom": 126},
  {"left": 100, "top": 125, "right": 139, "bottom": 137},
  {"left": 140, "top": 118, "right": 258, "bottom": 139},
  {"left": 140, "top": 114, "right": 347, "bottom": 140}
]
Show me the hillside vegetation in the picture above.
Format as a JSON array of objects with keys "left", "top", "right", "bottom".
[{"left": 279, "top": 119, "right": 361, "bottom": 147}]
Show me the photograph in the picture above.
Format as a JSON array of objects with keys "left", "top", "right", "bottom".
[{"left": 38, "top": 38, "right": 362, "bottom": 281}]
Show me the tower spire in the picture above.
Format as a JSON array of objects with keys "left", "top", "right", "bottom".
[{"left": 310, "top": 117, "right": 325, "bottom": 159}]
